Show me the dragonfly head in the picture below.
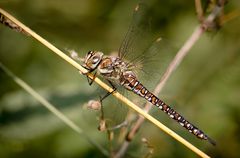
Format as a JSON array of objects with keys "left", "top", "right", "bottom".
[{"left": 83, "top": 51, "right": 103, "bottom": 70}]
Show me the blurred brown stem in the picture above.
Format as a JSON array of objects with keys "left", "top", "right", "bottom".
[
  {"left": 195, "top": 0, "right": 204, "bottom": 22},
  {"left": 115, "top": 2, "right": 224, "bottom": 158}
]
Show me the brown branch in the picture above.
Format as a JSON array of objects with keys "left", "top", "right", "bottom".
[
  {"left": 195, "top": 0, "right": 204, "bottom": 22},
  {"left": 115, "top": 2, "right": 225, "bottom": 158}
]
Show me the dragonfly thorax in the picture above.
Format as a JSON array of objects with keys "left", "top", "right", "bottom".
[
  {"left": 98, "top": 56, "right": 129, "bottom": 81},
  {"left": 83, "top": 51, "right": 131, "bottom": 82}
]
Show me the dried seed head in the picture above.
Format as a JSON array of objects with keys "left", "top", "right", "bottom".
[
  {"left": 141, "top": 137, "right": 148, "bottom": 143},
  {"left": 135, "top": 4, "right": 139, "bottom": 11},
  {"left": 156, "top": 37, "right": 162, "bottom": 42},
  {"left": 68, "top": 49, "right": 84, "bottom": 62},
  {"left": 108, "top": 131, "right": 114, "bottom": 141},
  {"left": 87, "top": 100, "right": 101, "bottom": 110},
  {"left": 98, "top": 119, "right": 107, "bottom": 131}
]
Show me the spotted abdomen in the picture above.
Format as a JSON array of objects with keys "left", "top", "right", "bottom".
[{"left": 120, "top": 71, "right": 216, "bottom": 145}]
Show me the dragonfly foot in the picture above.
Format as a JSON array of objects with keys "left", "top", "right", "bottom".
[{"left": 81, "top": 71, "right": 96, "bottom": 86}]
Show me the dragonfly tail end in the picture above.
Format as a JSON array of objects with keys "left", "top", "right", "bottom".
[{"left": 206, "top": 136, "right": 216, "bottom": 146}]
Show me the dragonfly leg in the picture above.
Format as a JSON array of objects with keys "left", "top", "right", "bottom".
[
  {"left": 98, "top": 95, "right": 128, "bottom": 131},
  {"left": 97, "top": 96, "right": 108, "bottom": 131},
  {"left": 86, "top": 71, "right": 97, "bottom": 86},
  {"left": 80, "top": 69, "right": 96, "bottom": 86},
  {"left": 100, "top": 80, "right": 117, "bottom": 102},
  {"left": 69, "top": 51, "right": 96, "bottom": 85}
]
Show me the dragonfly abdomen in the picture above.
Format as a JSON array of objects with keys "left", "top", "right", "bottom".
[{"left": 121, "top": 71, "right": 216, "bottom": 145}]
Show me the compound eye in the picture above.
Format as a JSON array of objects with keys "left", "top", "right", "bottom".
[{"left": 92, "top": 56, "right": 99, "bottom": 64}]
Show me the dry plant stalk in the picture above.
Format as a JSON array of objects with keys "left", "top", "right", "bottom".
[{"left": 0, "top": 4, "right": 227, "bottom": 157}]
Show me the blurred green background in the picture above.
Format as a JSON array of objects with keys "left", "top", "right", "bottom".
[{"left": 0, "top": 0, "right": 240, "bottom": 157}]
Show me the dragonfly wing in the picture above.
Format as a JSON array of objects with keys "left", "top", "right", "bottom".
[{"left": 118, "top": 3, "right": 152, "bottom": 60}]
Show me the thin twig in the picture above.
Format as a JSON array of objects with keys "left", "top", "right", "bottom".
[
  {"left": 0, "top": 8, "right": 211, "bottom": 158},
  {"left": 0, "top": 62, "right": 109, "bottom": 156},
  {"left": 195, "top": 0, "right": 204, "bottom": 22},
  {"left": 115, "top": 3, "right": 224, "bottom": 158}
]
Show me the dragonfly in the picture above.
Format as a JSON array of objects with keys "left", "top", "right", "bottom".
[{"left": 74, "top": 4, "right": 216, "bottom": 146}]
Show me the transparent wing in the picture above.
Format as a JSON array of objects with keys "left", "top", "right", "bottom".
[
  {"left": 132, "top": 38, "right": 179, "bottom": 92},
  {"left": 118, "top": 3, "right": 152, "bottom": 60},
  {"left": 118, "top": 2, "right": 178, "bottom": 86}
]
